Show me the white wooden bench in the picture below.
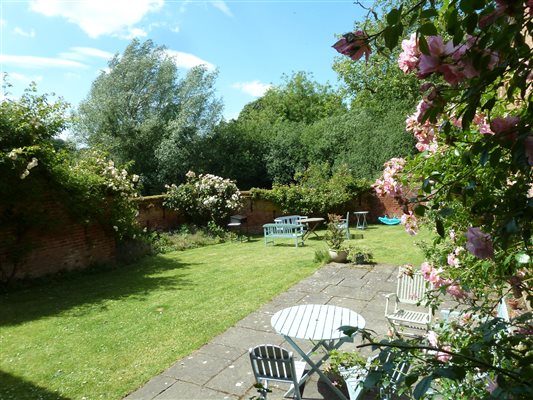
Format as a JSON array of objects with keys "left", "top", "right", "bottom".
[{"left": 263, "top": 223, "right": 305, "bottom": 247}]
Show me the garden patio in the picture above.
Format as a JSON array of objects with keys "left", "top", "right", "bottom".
[
  {"left": 125, "top": 262, "right": 399, "bottom": 400},
  {"left": 0, "top": 225, "right": 431, "bottom": 400}
]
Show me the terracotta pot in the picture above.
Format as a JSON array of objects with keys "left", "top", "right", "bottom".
[{"left": 329, "top": 249, "right": 348, "bottom": 263}]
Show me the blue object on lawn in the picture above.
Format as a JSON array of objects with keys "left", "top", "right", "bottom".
[{"left": 379, "top": 216, "right": 401, "bottom": 225}]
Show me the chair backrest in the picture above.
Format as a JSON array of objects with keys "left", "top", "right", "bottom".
[
  {"left": 275, "top": 215, "right": 302, "bottom": 225},
  {"left": 249, "top": 344, "right": 298, "bottom": 383},
  {"left": 396, "top": 271, "right": 428, "bottom": 304}
]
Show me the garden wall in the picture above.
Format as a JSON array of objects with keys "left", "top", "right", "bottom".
[
  {"left": 0, "top": 196, "right": 116, "bottom": 281},
  {"left": 135, "top": 191, "right": 405, "bottom": 234},
  {"left": 0, "top": 190, "right": 403, "bottom": 281}
]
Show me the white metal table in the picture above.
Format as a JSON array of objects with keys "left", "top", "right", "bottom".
[
  {"left": 353, "top": 211, "right": 368, "bottom": 230},
  {"left": 271, "top": 304, "right": 366, "bottom": 400},
  {"left": 299, "top": 217, "right": 325, "bottom": 239}
]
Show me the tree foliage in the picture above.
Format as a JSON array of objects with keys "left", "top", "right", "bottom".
[{"left": 75, "top": 39, "right": 222, "bottom": 193}]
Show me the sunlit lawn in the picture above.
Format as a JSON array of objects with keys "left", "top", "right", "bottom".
[{"left": 0, "top": 224, "right": 431, "bottom": 399}]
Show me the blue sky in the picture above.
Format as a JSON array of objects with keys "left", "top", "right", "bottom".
[{"left": 1, "top": 1, "right": 367, "bottom": 120}]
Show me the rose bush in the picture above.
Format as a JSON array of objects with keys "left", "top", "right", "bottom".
[
  {"left": 164, "top": 171, "right": 242, "bottom": 227},
  {"left": 335, "top": 0, "right": 532, "bottom": 398}
]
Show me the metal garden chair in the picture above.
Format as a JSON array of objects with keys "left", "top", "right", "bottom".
[{"left": 249, "top": 344, "right": 306, "bottom": 400}]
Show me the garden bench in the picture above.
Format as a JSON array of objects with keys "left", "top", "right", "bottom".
[{"left": 263, "top": 223, "right": 305, "bottom": 247}]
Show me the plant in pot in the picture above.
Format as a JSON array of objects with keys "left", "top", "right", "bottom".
[
  {"left": 324, "top": 214, "right": 348, "bottom": 263},
  {"left": 346, "top": 245, "right": 375, "bottom": 265}
]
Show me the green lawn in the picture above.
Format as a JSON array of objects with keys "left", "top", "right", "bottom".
[{"left": 0, "top": 225, "right": 431, "bottom": 400}]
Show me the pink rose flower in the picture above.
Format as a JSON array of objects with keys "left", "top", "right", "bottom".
[
  {"left": 427, "top": 330, "right": 439, "bottom": 347},
  {"left": 447, "top": 284, "right": 467, "bottom": 299},
  {"left": 465, "top": 227, "right": 494, "bottom": 259},
  {"left": 473, "top": 113, "right": 494, "bottom": 135},
  {"left": 490, "top": 116, "right": 520, "bottom": 136},
  {"left": 332, "top": 31, "right": 371, "bottom": 61},
  {"left": 401, "top": 211, "right": 418, "bottom": 235},
  {"left": 436, "top": 345, "right": 452, "bottom": 362},
  {"left": 398, "top": 33, "right": 420, "bottom": 73}
]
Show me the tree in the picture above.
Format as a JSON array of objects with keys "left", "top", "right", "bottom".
[
  {"left": 335, "top": 0, "right": 532, "bottom": 398},
  {"left": 238, "top": 71, "right": 347, "bottom": 125},
  {"left": 75, "top": 39, "right": 222, "bottom": 193}
]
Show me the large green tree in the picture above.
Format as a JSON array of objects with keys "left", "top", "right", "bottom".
[{"left": 75, "top": 39, "right": 222, "bottom": 193}]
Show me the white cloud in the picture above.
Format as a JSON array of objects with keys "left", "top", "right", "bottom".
[
  {"left": 232, "top": 81, "right": 272, "bottom": 97},
  {"left": 9, "top": 72, "right": 43, "bottom": 84},
  {"left": 14, "top": 27, "right": 36, "bottom": 38},
  {"left": 165, "top": 50, "right": 215, "bottom": 71},
  {"left": 0, "top": 54, "right": 87, "bottom": 69},
  {"left": 169, "top": 25, "right": 180, "bottom": 33},
  {"left": 121, "top": 27, "right": 148, "bottom": 39},
  {"left": 60, "top": 47, "right": 114, "bottom": 61},
  {"left": 29, "top": 0, "right": 163, "bottom": 39},
  {"left": 210, "top": 1, "right": 233, "bottom": 17},
  {"left": 0, "top": 19, "right": 6, "bottom": 28}
]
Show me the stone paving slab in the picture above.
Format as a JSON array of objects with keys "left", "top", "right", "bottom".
[{"left": 124, "top": 264, "right": 445, "bottom": 400}]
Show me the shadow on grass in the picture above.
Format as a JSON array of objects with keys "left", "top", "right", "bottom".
[
  {"left": 0, "top": 370, "right": 70, "bottom": 400},
  {"left": 0, "top": 254, "right": 193, "bottom": 326}
]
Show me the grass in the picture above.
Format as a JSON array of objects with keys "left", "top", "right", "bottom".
[{"left": 0, "top": 224, "right": 432, "bottom": 400}]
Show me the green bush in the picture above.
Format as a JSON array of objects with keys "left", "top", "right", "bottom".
[
  {"left": 0, "top": 85, "right": 141, "bottom": 281},
  {"left": 251, "top": 163, "right": 370, "bottom": 215}
]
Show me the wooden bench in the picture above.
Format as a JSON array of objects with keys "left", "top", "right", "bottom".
[{"left": 263, "top": 223, "right": 305, "bottom": 247}]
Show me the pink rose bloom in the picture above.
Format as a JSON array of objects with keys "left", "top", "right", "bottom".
[
  {"left": 427, "top": 330, "right": 439, "bottom": 347},
  {"left": 398, "top": 33, "right": 420, "bottom": 73},
  {"left": 332, "top": 31, "right": 371, "bottom": 61},
  {"left": 447, "top": 252, "right": 460, "bottom": 267},
  {"left": 473, "top": 113, "right": 494, "bottom": 135},
  {"left": 401, "top": 211, "right": 418, "bottom": 235},
  {"left": 490, "top": 116, "right": 520, "bottom": 136},
  {"left": 436, "top": 346, "right": 452, "bottom": 362},
  {"left": 465, "top": 227, "right": 494, "bottom": 259},
  {"left": 449, "top": 229, "right": 456, "bottom": 241},
  {"left": 447, "top": 284, "right": 467, "bottom": 299},
  {"left": 418, "top": 36, "right": 456, "bottom": 78}
]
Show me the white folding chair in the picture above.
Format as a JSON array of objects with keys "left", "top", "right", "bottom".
[
  {"left": 385, "top": 270, "right": 432, "bottom": 336},
  {"left": 249, "top": 344, "right": 306, "bottom": 400}
]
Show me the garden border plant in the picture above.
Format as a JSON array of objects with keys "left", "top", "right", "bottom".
[
  {"left": 334, "top": 0, "right": 532, "bottom": 398},
  {"left": 0, "top": 84, "right": 141, "bottom": 282}
]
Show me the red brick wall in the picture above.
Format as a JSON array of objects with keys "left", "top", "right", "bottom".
[
  {"left": 0, "top": 196, "right": 115, "bottom": 281},
  {"left": 135, "top": 196, "right": 184, "bottom": 231},
  {"left": 0, "top": 189, "right": 405, "bottom": 281},
  {"left": 221, "top": 191, "right": 405, "bottom": 234}
]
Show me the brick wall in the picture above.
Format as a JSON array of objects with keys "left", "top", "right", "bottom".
[
  {"left": 224, "top": 191, "right": 405, "bottom": 234},
  {"left": 0, "top": 196, "right": 115, "bottom": 281},
  {"left": 0, "top": 189, "right": 404, "bottom": 281},
  {"left": 135, "top": 195, "right": 184, "bottom": 231}
]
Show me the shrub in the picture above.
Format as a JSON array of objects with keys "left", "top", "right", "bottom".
[
  {"left": 0, "top": 86, "right": 141, "bottom": 281},
  {"left": 163, "top": 171, "right": 242, "bottom": 227},
  {"left": 251, "top": 163, "right": 370, "bottom": 215}
]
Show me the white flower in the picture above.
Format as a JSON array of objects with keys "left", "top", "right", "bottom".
[
  {"left": 20, "top": 169, "right": 30, "bottom": 179},
  {"left": 132, "top": 174, "right": 140, "bottom": 183},
  {"left": 27, "top": 157, "right": 38, "bottom": 170},
  {"left": 113, "top": 226, "right": 119, "bottom": 232}
]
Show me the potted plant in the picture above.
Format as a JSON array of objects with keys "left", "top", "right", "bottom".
[
  {"left": 346, "top": 245, "right": 375, "bottom": 265},
  {"left": 324, "top": 214, "right": 348, "bottom": 262}
]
